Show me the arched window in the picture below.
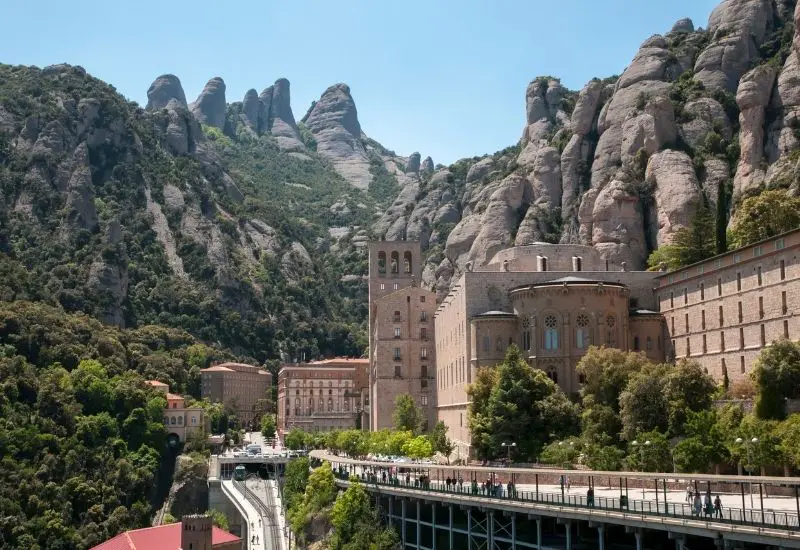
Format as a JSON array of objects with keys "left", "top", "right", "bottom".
[
  {"left": 495, "top": 337, "right": 503, "bottom": 352},
  {"left": 548, "top": 370, "right": 559, "bottom": 383},
  {"left": 575, "top": 313, "right": 590, "bottom": 349},
  {"left": 318, "top": 398, "right": 323, "bottom": 408},
  {"left": 328, "top": 399, "right": 333, "bottom": 412},
  {"left": 191, "top": 416, "right": 197, "bottom": 425},
  {"left": 390, "top": 251, "right": 400, "bottom": 274},
  {"left": 170, "top": 416, "right": 176, "bottom": 425},
  {"left": 377, "top": 251, "right": 386, "bottom": 274},
  {"left": 606, "top": 314, "right": 617, "bottom": 346},
  {"left": 544, "top": 315, "right": 559, "bottom": 350},
  {"left": 178, "top": 416, "right": 183, "bottom": 424},
  {"left": 404, "top": 251, "right": 413, "bottom": 274},
  {"left": 646, "top": 336, "right": 653, "bottom": 350}
]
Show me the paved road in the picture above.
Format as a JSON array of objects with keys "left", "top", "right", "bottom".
[
  {"left": 246, "top": 478, "right": 287, "bottom": 550},
  {"left": 222, "top": 480, "right": 261, "bottom": 550}
]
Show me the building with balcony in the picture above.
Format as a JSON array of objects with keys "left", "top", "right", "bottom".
[
  {"left": 369, "top": 240, "right": 438, "bottom": 432},
  {"left": 277, "top": 358, "right": 369, "bottom": 437},
  {"left": 146, "top": 380, "right": 206, "bottom": 445},
  {"left": 655, "top": 228, "right": 800, "bottom": 386},
  {"left": 200, "top": 362, "right": 272, "bottom": 427}
]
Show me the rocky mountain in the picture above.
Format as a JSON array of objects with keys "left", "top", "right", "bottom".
[
  {"left": 374, "top": 0, "right": 800, "bottom": 297},
  {"left": 0, "top": 64, "right": 406, "bottom": 363}
]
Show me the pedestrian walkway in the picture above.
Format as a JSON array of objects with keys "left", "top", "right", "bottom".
[{"left": 221, "top": 479, "right": 262, "bottom": 550}]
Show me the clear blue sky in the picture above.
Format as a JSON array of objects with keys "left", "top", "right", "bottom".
[{"left": 1, "top": 0, "right": 719, "bottom": 165}]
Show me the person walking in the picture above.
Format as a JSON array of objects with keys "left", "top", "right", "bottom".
[
  {"left": 693, "top": 493, "right": 702, "bottom": 517},
  {"left": 704, "top": 493, "right": 713, "bottom": 518},
  {"left": 714, "top": 495, "right": 723, "bottom": 518},
  {"left": 686, "top": 485, "right": 693, "bottom": 503}
]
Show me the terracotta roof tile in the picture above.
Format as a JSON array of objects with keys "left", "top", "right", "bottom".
[{"left": 90, "top": 523, "right": 240, "bottom": 550}]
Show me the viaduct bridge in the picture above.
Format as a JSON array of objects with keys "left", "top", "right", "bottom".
[{"left": 311, "top": 451, "right": 800, "bottom": 550}]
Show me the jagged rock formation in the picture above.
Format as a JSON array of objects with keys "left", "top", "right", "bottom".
[
  {"left": 190, "top": 77, "right": 227, "bottom": 129},
  {"left": 374, "top": 0, "right": 800, "bottom": 297},
  {"left": 302, "top": 84, "right": 373, "bottom": 189},
  {"left": 421, "top": 156, "right": 434, "bottom": 175},
  {"left": 406, "top": 152, "right": 421, "bottom": 174},
  {"left": 146, "top": 74, "right": 187, "bottom": 110}
]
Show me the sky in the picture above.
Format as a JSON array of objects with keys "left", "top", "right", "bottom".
[{"left": 0, "top": 0, "right": 720, "bottom": 165}]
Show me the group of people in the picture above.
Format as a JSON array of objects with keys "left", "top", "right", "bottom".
[
  {"left": 686, "top": 486, "right": 723, "bottom": 518},
  {"left": 444, "top": 476, "right": 464, "bottom": 491}
]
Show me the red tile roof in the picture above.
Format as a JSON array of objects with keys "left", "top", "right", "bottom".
[
  {"left": 91, "top": 522, "right": 240, "bottom": 550},
  {"left": 165, "top": 393, "right": 184, "bottom": 400},
  {"left": 307, "top": 357, "right": 369, "bottom": 365}
]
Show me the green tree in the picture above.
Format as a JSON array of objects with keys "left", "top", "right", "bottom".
[
  {"left": 647, "top": 206, "right": 717, "bottom": 270},
  {"left": 539, "top": 437, "right": 582, "bottom": 467},
  {"left": 401, "top": 436, "right": 433, "bottom": 459},
  {"left": 582, "top": 443, "right": 625, "bottom": 471},
  {"left": 619, "top": 365, "right": 669, "bottom": 441},
  {"left": 337, "top": 430, "right": 369, "bottom": 458},
  {"left": 288, "top": 462, "right": 337, "bottom": 544},
  {"left": 751, "top": 338, "right": 800, "bottom": 420},
  {"left": 283, "top": 457, "right": 311, "bottom": 511},
  {"left": 207, "top": 509, "right": 229, "bottom": 531},
  {"left": 427, "top": 421, "right": 455, "bottom": 461},
  {"left": 775, "top": 414, "right": 800, "bottom": 471},
  {"left": 664, "top": 360, "right": 717, "bottom": 436},
  {"left": 285, "top": 428, "right": 308, "bottom": 450},
  {"left": 671, "top": 410, "right": 729, "bottom": 473},
  {"left": 260, "top": 413, "right": 277, "bottom": 439},
  {"left": 329, "top": 480, "right": 400, "bottom": 550},
  {"left": 162, "top": 513, "right": 177, "bottom": 524},
  {"left": 392, "top": 394, "right": 424, "bottom": 434},
  {"left": 468, "top": 346, "right": 571, "bottom": 461},
  {"left": 626, "top": 430, "right": 672, "bottom": 472},
  {"left": 729, "top": 189, "right": 800, "bottom": 249}
]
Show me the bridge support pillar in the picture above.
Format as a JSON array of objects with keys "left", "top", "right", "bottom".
[
  {"left": 669, "top": 531, "right": 687, "bottom": 550},
  {"left": 467, "top": 508, "right": 472, "bottom": 550},
  {"left": 596, "top": 524, "right": 605, "bottom": 550},
  {"left": 488, "top": 511, "right": 495, "bottom": 550},
  {"left": 401, "top": 498, "right": 407, "bottom": 546},
  {"left": 416, "top": 500, "right": 421, "bottom": 550},
  {"left": 557, "top": 518, "right": 572, "bottom": 550},
  {"left": 448, "top": 505, "right": 454, "bottom": 549},
  {"left": 431, "top": 502, "right": 436, "bottom": 550},
  {"left": 536, "top": 517, "right": 542, "bottom": 550},
  {"left": 634, "top": 530, "right": 643, "bottom": 550}
]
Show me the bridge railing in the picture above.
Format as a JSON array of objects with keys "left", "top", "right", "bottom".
[{"left": 333, "top": 470, "right": 800, "bottom": 531}]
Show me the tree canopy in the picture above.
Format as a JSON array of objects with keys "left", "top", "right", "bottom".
[
  {"left": 392, "top": 394, "right": 424, "bottom": 434},
  {"left": 728, "top": 189, "right": 800, "bottom": 249}
]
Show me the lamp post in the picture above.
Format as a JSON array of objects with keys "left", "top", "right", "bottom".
[
  {"left": 501, "top": 441, "right": 516, "bottom": 463},
  {"left": 735, "top": 436, "right": 759, "bottom": 510}
]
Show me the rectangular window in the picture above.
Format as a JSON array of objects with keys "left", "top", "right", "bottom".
[
  {"left": 738, "top": 302, "right": 743, "bottom": 323},
  {"left": 760, "top": 324, "right": 766, "bottom": 346},
  {"left": 697, "top": 265, "right": 705, "bottom": 275},
  {"left": 420, "top": 311, "right": 428, "bottom": 322},
  {"left": 780, "top": 260, "right": 786, "bottom": 280},
  {"left": 460, "top": 413, "right": 463, "bottom": 427},
  {"left": 523, "top": 330, "right": 532, "bottom": 350},
  {"left": 739, "top": 327, "right": 745, "bottom": 349},
  {"left": 686, "top": 337, "right": 691, "bottom": 356},
  {"left": 702, "top": 334, "right": 707, "bottom": 354},
  {"left": 421, "top": 395, "right": 428, "bottom": 406},
  {"left": 740, "top": 356, "right": 745, "bottom": 374},
  {"left": 734, "top": 254, "right": 742, "bottom": 263},
  {"left": 670, "top": 292, "right": 674, "bottom": 308},
  {"left": 671, "top": 317, "right": 675, "bottom": 334},
  {"left": 701, "top": 310, "right": 706, "bottom": 330},
  {"left": 759, "top": 297, "right": 764, "bottom": 319},
  {"left": 545, "top": 329, "right": 559, "bottom": 350},
  {"left": 420, "top": 327, "right": 427, "bottom": 340},
  {"left": 776, "top": 238, "right": 786, "bottom": 250},
  {"left": 394, "top": 327, "right": 401, "bottom": 338},
  {"left": 783, "top": 291, "right": 788, "bottom": 314},
  {"left": 421, "top": 365, "right": 428, "bottom": 378},
  {"left": 757, "top": 266, "right": 763, "bottom": 286},
  {"left": 684, "top": 288, "right": 688, "bottom": 305},
  {"left": 685, "top": 313, "right": 689, "bottom": 333},
  {"left": 720, "top": 331, "right": 725, "bottom": 351},
  {"left": 421, "top": 347, "right": 428, "bottom": 359},
  {"left": 715, "top": 259, "right": 722, "bottom": 270},
  {"left": 700, "top": 283, "right": 705, "bottom": 301},
  {"left": 420, "top": 295, "right": 426, "bottom": 303},
  {"left": 719, "top": 306, "right": 724, "bottom": 327},
  {"left": 393, "top": 283, "right": 399, "bottom": 290},
  {"left": 753, "top": 246, "right": 763, "bottom": 257},
  {"left": 737, "top": 273, "right": 742, "bottom": 291},
  {"left": 393, "top": 347, "right": 401, "bottom": 360},
  {"left": 393, "top": 310, "right": 401, "bottom": 321},
  {"left": 380, "top": 283, "right": 385, "bottom": 290},
  {"left": 718, "top": 278, "right": 722, "bottom": 297},
  {"left": 394, "top": 365, "right": 401, "bottom": 378},
  {"left": 784, "top": 320, "right": 790, "bottom": 338}
]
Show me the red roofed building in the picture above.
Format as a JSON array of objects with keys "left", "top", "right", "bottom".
[
  {"left": 145, "top": 381, "right": 206, "bottom": 445},
  {"left": 91, "top": 515, "right": 241, "bottom": 550},
  {"left": 200, "top": 363, "right": 272, "bottom": 426}
]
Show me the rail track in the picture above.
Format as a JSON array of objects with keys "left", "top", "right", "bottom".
[{"left": 233, "top": 478, "right": 281, "bottom": 550}]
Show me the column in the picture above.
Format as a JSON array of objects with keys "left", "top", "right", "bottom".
[
  {"left": 488, "top": 511, "right": 494, "bottom": 550},
  {"left": 448, "top": 504, "right": 454, "bottom": 549},
  {"left": 511, "top": 513, "right": 516, "bottom": 550},
  {"left": 565, "top": 521, "right": 572, "bottom": 550},
  {"left": 597, "top": 524, "right": 605, "bottom": 550},
  {"left": 402, "top": 498, "right": 407, "bottom": 546},
  {"left": 431, "top": 502, "right": 436, "bottom": 550},
  {"left": 536, "top": 517, "right": 542, "bottom": 550},
  {"left": 467, "top": 508, "right": 472, "bottom": 550},
  {"left": 416, "top": 500, "right": 421, "bottom": 550},
  {"left": 634, "top": 531, "right": 643, "bottom": 550}
]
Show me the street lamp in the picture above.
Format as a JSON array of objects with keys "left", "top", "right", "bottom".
[{"left": 501, "top": 442, "right": 516, "bottom": 462}]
